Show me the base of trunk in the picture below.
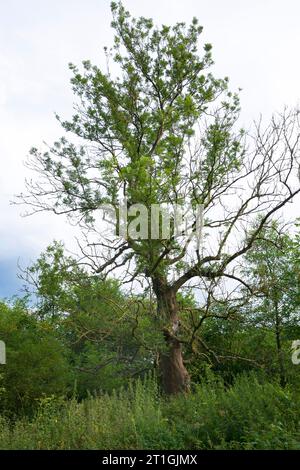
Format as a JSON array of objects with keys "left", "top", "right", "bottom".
[
  {"left": 160, "top": 335, "right": 190, "bottom": 395},
  {"left": 152, "top": 280, "right": 190, "bottom": 395}
]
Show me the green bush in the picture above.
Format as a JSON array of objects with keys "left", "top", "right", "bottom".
[
  {"left": 0, "top": 300, "right": 72, "bottom": 415},
  {"left": 0, "top": 373, "right": 299, "bottom": 450},
  {"left": 165, "top": 372, "right": 300, "bottom": 449}
]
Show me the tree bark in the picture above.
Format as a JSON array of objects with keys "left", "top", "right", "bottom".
[{"left": 153, "top": 277, "right": 190, "bottom": 395}]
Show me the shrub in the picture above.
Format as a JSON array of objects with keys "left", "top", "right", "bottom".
[{"left": 0, "top": 373, "right": 299, "bottom": 450}]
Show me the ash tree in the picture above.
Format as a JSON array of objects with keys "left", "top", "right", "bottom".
[{"left": 19, "top": 2, "right": 300, "bottom": 394}]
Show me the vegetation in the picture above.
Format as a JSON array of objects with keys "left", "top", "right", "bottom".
[
  {"left": 1, "top": 1, "right": 300, "bottom": 450},
  {"left": 17, "top": 1, "right": 300, "bottom": 394},
  {"left": 0, "top": 374, "right": 300, "bottom": 450},
  {"left": 0, "top": 229, "right": 300, "bottom": 448}
]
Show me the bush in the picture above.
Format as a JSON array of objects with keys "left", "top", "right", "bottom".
[
  {"left": 169, "top": 372, "right": 300, "bottom": 449},
  {"left": 0, "top": 300, "right": 72, "bottom": 415},
  {"left": 0, "top": 373, "right": 299, "bottom": 449}
]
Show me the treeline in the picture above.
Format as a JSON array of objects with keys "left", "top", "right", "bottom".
[{"left": 0, "top": 221, "right": 300, "bottom": 420}]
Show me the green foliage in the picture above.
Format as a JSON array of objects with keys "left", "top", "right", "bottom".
[
  {"left": 241, "top": 221, "right": 300, "bottom": 384},
  {"left": 181, "top": 220, "right": 300, "bottom": 387},
  {"left": 23, "top": 0, "right": 243, "bottom": 283},
  {"left": 3, "top": 1, "right": 300, "bottom": 450},
  {"left": 0, "top": 300, "right": 71, "bottom": 414},
  {"left": 21, "top": 242, "right": 164, "bottom": 397},
  {"left": 0, "top": 373, "right": 299, "bottom": 450}
]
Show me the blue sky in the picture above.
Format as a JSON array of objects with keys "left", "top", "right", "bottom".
[
  {"left": 1, "top": 0, "right": 300, "bottom": 298},
  {"left": 0, "top": 259, "right": 21, "bottom": 298}
]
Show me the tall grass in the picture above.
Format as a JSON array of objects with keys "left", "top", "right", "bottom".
[{"left": 0, "top": 373, "right": 299, "bottom": 450}]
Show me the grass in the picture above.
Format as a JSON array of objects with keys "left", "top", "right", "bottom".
[{"left": 0, "top": 373, "right": 299, "bottom": 450}]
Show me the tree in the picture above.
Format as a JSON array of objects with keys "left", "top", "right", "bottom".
[
  {"left": 0, "top": 300, "right": 71, "bottom": 414},
  {"left": 18, "top": 2, "right": 300, "bottom": 394},
  {"left": 20, "top": 242, "right": 164, "bottom": 394},
  {"left": 242, "top": 221, "right": 300, "bottom": 386}
]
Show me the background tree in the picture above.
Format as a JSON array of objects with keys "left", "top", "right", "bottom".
[
  {"left": 241, "top": 221, "right": 300, "bottom": 386},
  {"left": 0, "top": 300, "right": 71, "bottom": 414},
  {"left": 18, "top": 2, "right": 300, "bottom": 393},
  {"left": 21, "top": 242, "right": 164, "bottom": 395}
]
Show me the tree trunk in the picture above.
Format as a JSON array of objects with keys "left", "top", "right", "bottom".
[{"left": 153, "top": 277, "right": 190, "bottom": 395}]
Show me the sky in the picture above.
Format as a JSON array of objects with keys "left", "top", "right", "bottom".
[{"left": 0, "top": 0, "right": 300, "bottom": 298}]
